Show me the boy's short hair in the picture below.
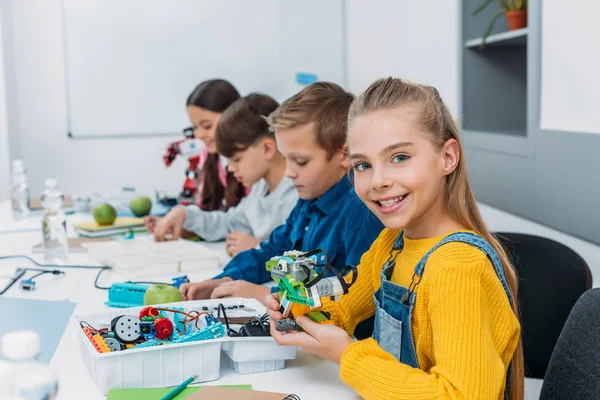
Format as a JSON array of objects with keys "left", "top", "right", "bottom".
[{"left": 267, "top": 82, "right": 354, "bottom": 157}]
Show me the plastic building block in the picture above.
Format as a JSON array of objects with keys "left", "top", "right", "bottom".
[
  {"left": 92, "top": 333, "right": 111, "bottom": 353},
  {"left": 132, "top": 339, "right": 164, "bottom": 349},
  {"left": 171, "top": 322, "right": 226, "bottom": 344},
  {"left": 105, "top": 282, "right": 148, "bottom": 308},
  {"left": 268, "top": 249, "right": 358, "bottom": 331}
]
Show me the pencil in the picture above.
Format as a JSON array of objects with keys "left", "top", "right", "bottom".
[{"left": 160, "top": 374, "right": 198, "bottom": 400}]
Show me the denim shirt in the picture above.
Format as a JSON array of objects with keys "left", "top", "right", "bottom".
[{"left": 214, "top": 177, "right": 384, "bottom": 284}]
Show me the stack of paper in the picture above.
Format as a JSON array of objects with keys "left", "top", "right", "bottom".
[
  {"left": 83, "top": 237, "right": 221, "bottom": 279},
  {"left": 73, "top": 217, "right": 146, "bottom": 238}
]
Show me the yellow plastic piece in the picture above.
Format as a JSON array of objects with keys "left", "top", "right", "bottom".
[
  {"left": 125, "top": 343, "right": 135, "bottom": 349},
  {"left": 92, "top": 333, "right": 111, "bottom": 353}
]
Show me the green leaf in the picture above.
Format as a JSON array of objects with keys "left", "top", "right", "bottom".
[
  {"left": 472, "top": 0, "right": 495, "bottom": 16},
  {"left": 480, "top": 9, "right": 507, "bottom": 48}
]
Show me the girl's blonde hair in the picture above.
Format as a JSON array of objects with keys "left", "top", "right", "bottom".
[{"left": 349, "top": 77, "right": 524, "bottom": 400}]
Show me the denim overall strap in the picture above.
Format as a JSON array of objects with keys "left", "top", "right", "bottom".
[
  {"left": 412, "top": 232, "right": 513, "bottom": 304},
  {"left": 408, "top": 231, "right": 513, "bottom": 400},
  {"left": 372, "top": 231, "right": 420, "bottom": 368}
]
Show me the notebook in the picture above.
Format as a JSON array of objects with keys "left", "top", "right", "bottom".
[
  {"left": 189, "top": 386, "right": 300, "bottom": 400},
  {"left": 106, "top": 384, "right": 253, "bottom": 400},
  {"left": 73, "top": 217, "right": 146, "bottom": 237}
]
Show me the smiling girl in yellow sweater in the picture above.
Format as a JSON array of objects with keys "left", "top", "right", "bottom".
[{"left": 266, "top": 78, "right": 524, "bottom": 400}]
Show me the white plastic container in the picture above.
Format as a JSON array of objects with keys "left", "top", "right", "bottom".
[
  {"left": 72, "top": 298, "right": 296, "bottom": 395},
  {"left": 221, "top": 337, "right": 297, "bottom": 374}
]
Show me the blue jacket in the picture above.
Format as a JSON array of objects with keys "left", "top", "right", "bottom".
[{"left": 214, "top": 177, "right": 384, "bottom": 284}]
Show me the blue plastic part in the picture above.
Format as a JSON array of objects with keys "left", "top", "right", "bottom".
[
  {"left": 296, "top": 72, "right": 318, "bottom": 85},
  {"left": 132, "top": 339, "right": 163, "bottom": 349},
  {"left": 20, "top": 279, "right": 36, "bottom": 291},
  {"left": 171, "top": 322, "right": 225, "bottom": 344},
  {"left": 171, "top": 275, "right": 189, "bottom": 289},
  {"left": 105, "top": 282, "right": 148, "bottom": 308},
  {"left": 139, "top": 320, "right": 156, "bottom": 340}
]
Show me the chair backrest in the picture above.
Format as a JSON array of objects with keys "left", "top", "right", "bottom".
[
  {"left": 495, "top": 232, "right": 592, "bottom": 379},
  {"left": 540, "top": 288, "right": 600, "bottom": 400}
]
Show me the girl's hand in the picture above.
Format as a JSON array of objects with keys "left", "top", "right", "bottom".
[
  {"left": 153, "top": 207, "right": 186, "bottom": 241},
  {"left": 226, "top": 231, "right": 260, "bottom": 256},
  {"left": 210, "top": 280, "right": 270, "bottom": 303},
  {"left": 269, "top": 315, "right": 354, "bottom": 364},
  {"left": 143, "top": 216, "right": 160, "bottom": 233}
]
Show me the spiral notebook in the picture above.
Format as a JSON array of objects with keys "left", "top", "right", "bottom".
[{"left": 188, "top": 386, "right": 300, "bottom": 400}]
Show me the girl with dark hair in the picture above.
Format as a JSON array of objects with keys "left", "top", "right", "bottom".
[
  {"left": 146, "top": 79, "right": 248, "bottom": 237},
  {"left": 151, "top": 93, "right": 297, "bottom": 256}
]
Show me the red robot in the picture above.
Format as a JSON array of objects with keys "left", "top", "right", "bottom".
[{"left": 163, "top": 127, "right": 205, "bottom": 205}]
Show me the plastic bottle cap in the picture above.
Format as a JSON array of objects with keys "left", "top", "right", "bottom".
[
  {"left": 44, "top": 178, "right": 58, "bottom": 188},
  {"left": 1, "top": 331, "right": 40, "bottom": 361},
  {"left": 11, "top": 160, "right": 24, "bottom": 174}
]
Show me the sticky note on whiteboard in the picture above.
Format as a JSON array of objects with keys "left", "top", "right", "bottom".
[{"left": 296, "top": 72, "right": 318, "bottom": 85}]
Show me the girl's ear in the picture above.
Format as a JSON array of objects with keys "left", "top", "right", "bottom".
[
  {"left": 441, "top": 139, "right": 460, "bottom": 176},
  {"left": 262, "top": 137, "right": 278, "bottom": 160},
  {"left": 339, "top": 143, "right": 350, "bottom": 169}
]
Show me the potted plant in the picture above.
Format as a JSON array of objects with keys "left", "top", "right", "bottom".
[{"left": 472, "top": 0, "right": 528, "bottom": 46}]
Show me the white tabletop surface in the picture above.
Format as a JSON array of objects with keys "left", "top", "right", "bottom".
[{"left": 0, "top": 201, "right": 359, "bottom": 400}]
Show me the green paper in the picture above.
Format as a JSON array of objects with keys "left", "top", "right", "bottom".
[{"left": 106, "top": 384, "right": 252, "bottom": 400}]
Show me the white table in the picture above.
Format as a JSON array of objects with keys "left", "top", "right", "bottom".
[{"left": 0, "top": 201, "right": 358, "bottom": 400}]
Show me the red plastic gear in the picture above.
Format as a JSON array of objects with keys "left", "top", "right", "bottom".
[
  {"left": 154, "top": 318, "right": 174, "bottom": 340},
  {"left": 139, "top": 307, "right": 159, "bottom": 319}
]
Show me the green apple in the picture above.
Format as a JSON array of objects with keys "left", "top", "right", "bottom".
[
  {"left": 93, "top": 203, "right": 117, "bottom": 226},
  {"left": 130, "top": 196, "right": 152, "bottom": 217},
  {"left": 144, "top": 284, "right": 183, "bottom": 305}
]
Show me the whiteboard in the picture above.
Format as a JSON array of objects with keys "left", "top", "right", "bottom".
[
  {"left": 61, "top": 0, "right": 345, "bottom": 137},
  {"left": 540, "top": 0, "right": 600, "bottom": 135}
]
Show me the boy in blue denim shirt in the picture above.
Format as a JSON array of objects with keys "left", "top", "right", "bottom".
[{"left": 179, "top": 82, "right": 384, "bottom": 303}]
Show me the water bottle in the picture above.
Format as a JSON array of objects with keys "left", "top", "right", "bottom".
[
  {"left": 41, "top": 179, "right": 68, "bottom": 263},
  {"left": 10, "top": 160, "right": 30, "bottom": 221},
  {"left": 1, "top": 332, "right": 58, "bottom": 400}
]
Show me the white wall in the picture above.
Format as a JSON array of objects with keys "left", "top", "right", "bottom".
[
  {"left": 345, "top": 0, "right": 459, "bottom": 117},
  {"left": 4, "top": 0, "right": 461, "bottom": 199},
  {"left": 0, "top": 4, "right": 10, "bottom": 202},
  {"left": 540, "top": 0, "right": 600, "bottom": 135},
  {"left": 5, "top": 0, "right": 185, "bottom": 199}
]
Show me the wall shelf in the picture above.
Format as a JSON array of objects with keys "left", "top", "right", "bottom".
[{"left": 465, "top": 28, "right": 528, "bottom": 48}]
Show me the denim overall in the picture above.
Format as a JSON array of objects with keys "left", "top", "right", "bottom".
[{"left": 372, "top": 231, "right": 512, "bottom": 399}]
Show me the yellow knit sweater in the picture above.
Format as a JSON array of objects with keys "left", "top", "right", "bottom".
[{"left": 322, "top": 229, "right": 520, "bottom": 400}]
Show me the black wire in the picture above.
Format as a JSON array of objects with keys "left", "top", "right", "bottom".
[
  {"left": 0, "top": 269, "right": 27, "bottom": 295},
  {"left": 217, "top": 303, "right": 233, "bottom": 335},
  {"left": 94, "top": 267, "right": 112, "bottom": 290},
  {"left": 28, "top": 271, "right": 51, "bottom": 281}
]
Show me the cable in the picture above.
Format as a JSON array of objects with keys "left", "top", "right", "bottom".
[
  {"left": 0, "top": 269, "right": 27, "bottom": 295},
  {"left": 217, "top": 303, "right": 233, "bottom": 335},
  {"left": 94, "top": 267, "right": 112, "bottom": 290},
  {"left": 28, "top": 270, "right": 64, "bottom": 281}
]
